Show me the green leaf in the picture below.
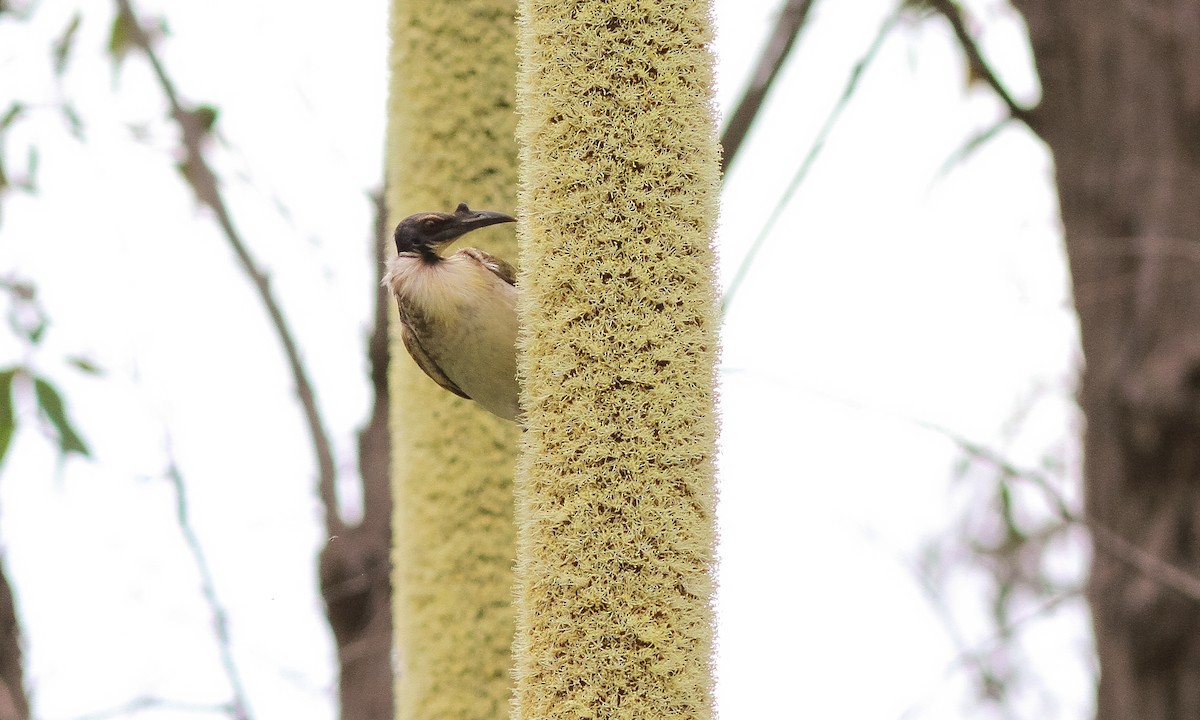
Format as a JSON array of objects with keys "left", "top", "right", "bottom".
[
  {"left": 108, "top": 6, "right": 137, "bottom": 69},
  {"left": 0, "top": 368, "right": 16, "bottom": 469},
  {"left": 0, "top": 102, "right": 23, "bottom": 132},
  {"left": 26, "top": 320, "right": 46, "bottom": 345},
  {"left": 61, "top": 103, "right": 84, "bottom": 140},
  {"left": 66, "top": 356, "right": 103, "bottom": 375},
  {"left": 53, "top": 13, "right": 82, "bottom": 77},
  {"left": 17, "top": 145, "right": 37, "bottom": 192},
  {"left": 33, "top": 376, "right": 89, "bottom": 458},
  {"left": 192, "top": 105, "right": 218, "bottom": 134}
]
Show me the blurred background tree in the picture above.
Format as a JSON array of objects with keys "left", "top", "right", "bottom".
[{"left": 4, "top": 0, "right": 1191, "bottom": 718}]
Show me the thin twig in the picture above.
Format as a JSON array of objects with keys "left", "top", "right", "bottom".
[
  {"left": 932, "top": 115, "right": 1011, "bottom": 181},
  {"left": 71, "top": 694, "right": 234, "bottom": 720},
  {"left": 164, "top": 455, "right": 252, "bottom": 720},
  {"left": 926, "top": 421, "right": 1200, "bottom": 604},
  {"left": 112, "top": 0, "right": 341, "bottom": 531},
  {"left": 925, "top": 0, "right": 1041, "bottom": 136},
  {"left": 895, "top": 590, "right": 1078, "bottom": 720},
  {"left": 1086, "top": 520, "right": 1200, "bottom": 603},
  {"left": 719, "top": 0, "right": 816, "bottom": 176},
  {"left": 721, "top": 9, "right": 899, "bottom": 318}
]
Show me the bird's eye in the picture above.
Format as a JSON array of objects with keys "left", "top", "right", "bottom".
[{"left": 422, "top": 218, "right": 439, "bottom": 229}]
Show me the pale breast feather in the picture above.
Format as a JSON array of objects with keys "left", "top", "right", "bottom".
[{"left": 383, "top": 247, "right": 519, "bottom": 420}]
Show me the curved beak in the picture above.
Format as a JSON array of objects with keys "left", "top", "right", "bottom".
[{"left": 438, "top": 204, "right": 516, "bottom": 243}]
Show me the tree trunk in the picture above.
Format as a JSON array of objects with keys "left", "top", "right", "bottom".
[
  {"left": 1013, "top": 1, "right": 1200, "bottom": 717},
  {"left": 0, "top": 560, "right": 28, "bottom": 720},
  {"left": 319, "top": 197, "right": 394, "bottom": 720},
  {"left": 511, "top": 0, "right": 722, "bottom": 715}
]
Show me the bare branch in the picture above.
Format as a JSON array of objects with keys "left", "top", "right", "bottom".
[
  {"left": 722, "top": 9, "right": 899, "bottom": 318},
  {"left": 71, "top": 694, "right": 234, "bottom": 720},
  {"left": 112, "top": 4, "right": 397, "bottom": 714},
  {"left": 896, "top": 590, "right": 1078, "bottom": 720},
  {"left": 111, "top": 0, "right": 341, "bottom": 531},
  {"left": 0, "top": 557, "right": 29, "bottom": 720},
  {"left": 932, "top": 115, "right": 1010, "bottom": 180},
  {"left": 317, "top": 188, "right": 394, "bottom": 720},
  {"left": 164, "top": 454, "right": 252, "bottom": 720},
  {"left": 1085, "top": 518, "right": 1200, "bottom": 604},
  {"left": 925, "top": 0, "right": 1041, "bottom": 136},
  {"left": 719, "top": 0, "right": 815, "bottom": 176},
  {"left": 930, "top": 422, "right": 1200, "bottom": 605}
]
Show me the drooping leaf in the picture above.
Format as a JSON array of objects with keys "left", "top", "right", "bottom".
[
  {"left": 33, "top": 376, "right": 89, "bottom": 458},
  {"left": 25, "top": 319, "right": 46, "bottom": 345},
  {"left": 0, "top": 102, "right": 23, "bottom": 132},
  {"left": 107, "top": 6, "right": 137, "bottom": 70},
  {"left": 66, "top": 356, "right": 103, "bottom": 375},
  {"left": 17, "top": 145, "right": 37, "bottom": 192},
  {"left": 900, "top": 0, "right": 937, "bottom": 14},
  {"left": 53, "top": 13, "right": 82, "bottom": 77},
  {"left": 0, "top": 368, "right": 16, "bottom": 468},
  {"left": 933, "top": 117, "right": 1009, "bottom": 181},
  {"left": 174, "top": 105, "right": 219, "bottom": 149},
  {"left": 191, "top": 105, "right": 218, "bottom": 136},
  {"left": 61, "top": 102, "right": 84, "bottom": 139}
]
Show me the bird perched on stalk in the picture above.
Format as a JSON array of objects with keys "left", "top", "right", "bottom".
[{"left": 383, "top": 203, "right": 520, "bottom": 422}]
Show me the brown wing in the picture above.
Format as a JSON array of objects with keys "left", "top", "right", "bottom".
[
  {"left": 398, "top": 316, "right": 471, "bottom": 400},
  {"left": 461, "top": 247, "right": 517, "bottom": 286}
]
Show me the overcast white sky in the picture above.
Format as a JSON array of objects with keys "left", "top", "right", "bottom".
[{"left": 0, "top": 0, "right": 1092, "bottom": 718}]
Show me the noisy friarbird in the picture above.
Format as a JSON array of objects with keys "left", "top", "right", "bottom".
[{"left": 383, "top": 203, "right": 520, "bottom": 422}]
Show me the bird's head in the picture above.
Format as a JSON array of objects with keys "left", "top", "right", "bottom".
[{"left": 393, "top": 203, "right": 516, "bottom": 259}]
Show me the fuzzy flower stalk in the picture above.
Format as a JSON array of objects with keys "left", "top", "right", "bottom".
[
  {"left": 513, "top": 0, "right": 723, "bottom": 716},
  {"left": 384, "top": 0, "right": 521, "bottom": 716}
]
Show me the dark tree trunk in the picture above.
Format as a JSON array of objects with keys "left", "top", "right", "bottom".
[
  {"left": 1013, "top": 1, "right": 1200, "bottom": 717},
  {"left": 0, "top": 559, "right": 28, "bottom": 720},
  {"left": 318, "top": 195, "right": 394, "bottom": 720}
]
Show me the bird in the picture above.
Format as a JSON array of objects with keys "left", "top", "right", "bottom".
[{"left": 383, "top": 202, "right": 521, "bottom": 422}]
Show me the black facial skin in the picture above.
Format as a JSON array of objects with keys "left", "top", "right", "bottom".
[{"left": 393, "top": 203, "right": 516, "bottom": 261}]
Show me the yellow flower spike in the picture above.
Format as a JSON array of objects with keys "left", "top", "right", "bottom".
[
  {"left": 512, "top": 0, "right": 721, "bottom": 716},
  {"left": 386, "top": 0, "right": 520, "bottom": 717}
]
